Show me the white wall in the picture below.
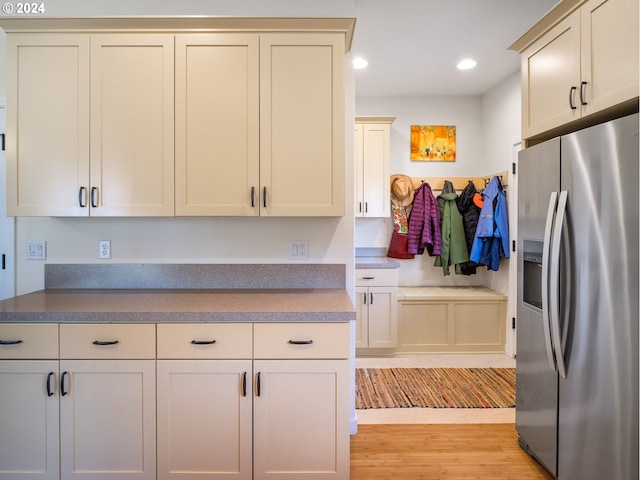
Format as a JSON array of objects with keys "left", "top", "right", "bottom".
[{"left": 1, "top": 0, "right": 358, "bottom": 297}]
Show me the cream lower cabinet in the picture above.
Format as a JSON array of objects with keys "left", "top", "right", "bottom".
[
  {"left": 253, "top": 323, "right": 350, "bottom": 480},
  {"left": 156, "top": 324, "right": 253, "bottom": 480},
  {"left": 59, "top": 324, "right": 156, "bottom": 480},
  {"left": 355, "top": 269, "right": 398, "bottom": 349},
  {"left": 0, "top": 324, "right": 60, "bottom": 480},
  {"left": 158, "top": 323, "right": 350, "bottom": 480}
]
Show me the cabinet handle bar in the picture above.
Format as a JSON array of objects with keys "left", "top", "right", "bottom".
[
  {"left": 92, "top": 340, "right": 119, "bottom": 346},
  {"left": 47, "top": 372, "right": 55, "bottom": 397},
  {"left": 61, "top": 371, "right": 69, "bottom": 396},
  {"left": 569, "top": 86, "right": 577, "bottom": 110},
  {"left": 288, "top": 339, "right": 313, "bottom": 345},
  {"left": 0, "top": 339, "right": 23, "bottom": 345},
  {"left": 191, "top": 339, "right": 216, "bottom": 345}
]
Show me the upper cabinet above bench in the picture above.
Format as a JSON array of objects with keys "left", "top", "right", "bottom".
[
  {"left": 510, "top": 0, "right": 638, "bottom": 142},
  {"left": 3, "top": 18, "right": 353, "bottom": 217}
]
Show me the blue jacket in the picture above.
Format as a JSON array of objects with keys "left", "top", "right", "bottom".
[{"left": 469, "top": 176, "right": 509, "bottom": 271}]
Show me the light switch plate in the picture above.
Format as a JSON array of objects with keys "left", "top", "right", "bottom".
[
  {"left": 26, "top": 241, "right": 46, "bottom": 260},
  {"left": 288, "top": 240, "right": 309, "bottom": 260}
]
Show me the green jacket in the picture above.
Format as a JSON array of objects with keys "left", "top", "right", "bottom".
[{"left": 434, "top": 192, "right": 469, "bottom": 275}]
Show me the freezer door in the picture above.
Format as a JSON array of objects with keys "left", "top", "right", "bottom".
[
  {"left": 558, "top": 113, "right": 639, "bottom": 480},
  {"left": 516, "top": 137, "right": 560, "bottom": 476}
]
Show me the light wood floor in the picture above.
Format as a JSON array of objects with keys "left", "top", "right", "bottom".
[{"left": 350, "top": 423, "right": 554, "bottom": 480}]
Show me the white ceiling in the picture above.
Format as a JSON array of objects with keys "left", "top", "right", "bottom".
[{"left": 352, "top": 0, "right": 559, "bottom": 97}]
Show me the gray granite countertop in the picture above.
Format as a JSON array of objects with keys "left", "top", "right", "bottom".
[{"left": 0, "top": 288, "right": 356, "bottom": 323}]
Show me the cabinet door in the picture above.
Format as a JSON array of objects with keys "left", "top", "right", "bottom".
[
  {"left": 175, "top": 34, "right": 260, "bottom": 216},
  {"left": 354, "top": 124, "right": 365, "bottom": 216},
  {"left": 0, "top": 361, "right": 59, "bottom": 480},
  {"left": 580, "top": 0, "right": 639, "bottom": 115},
  {"left": 253, "top": 360, "right": 349, "bottom": 479},
  {"left": 354, "top": 286, "right": 368, "bottom": 348},
  {"left": 157, "top": 360, "right": 252, "bottom": 480},
  {"left": 260, "top": 34, "right": 345, "bottom": 216},
  {"left": 90, "top": 35, "right": 174, "bottom": 216},
  {"left": 521, "top": 12, "right": 581, "bottom": 138},
  {"left": 361, "top": 124, "right": 390, "bottom": 218},
  {"left": 59, "top": 360, "right": 156, "bottom": 480},
  {"left": 367, "top": 286, "right": 398, "bottom": 348},
  {"left": 6, "top": 34, "right": 89, "bottom": 216}
]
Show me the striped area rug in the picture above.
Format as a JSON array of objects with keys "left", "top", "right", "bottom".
[{"left": 355, "top": 367, "right": 516, "bottom": 409}]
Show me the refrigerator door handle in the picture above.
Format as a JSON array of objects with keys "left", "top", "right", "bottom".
[
  {"left": 549, "top": 190, "right": 569, "bottom": 379},
  {"left": 542, "top": 191, "right": 559, "bottom": 371}
]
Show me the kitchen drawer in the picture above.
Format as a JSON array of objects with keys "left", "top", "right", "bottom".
[
  {"left": 254, "top": 322, "right": 349, "bottom": 359},
  {"left": 60, "top": 323, "right": 155, "bottom": 359},
  {"left": 157, "top": 323, "right": 252, "bottom": 359},
  {"left": 0, "top": 323, "right": 58, "bottom": 359},
  {"left": 356, "top": 268, "right": 397, "bottom": 286}
]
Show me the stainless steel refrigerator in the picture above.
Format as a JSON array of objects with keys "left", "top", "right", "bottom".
[{"left": 516, "top": 112, "right": 639, "bottom": 480}]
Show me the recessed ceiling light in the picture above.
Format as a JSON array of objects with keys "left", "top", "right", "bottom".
[
  {"left": 353, "top": 57, "right": 369, "bottom": 69},
  {"left": 457, "top": 58, "right": 477, "bottom": 70}
]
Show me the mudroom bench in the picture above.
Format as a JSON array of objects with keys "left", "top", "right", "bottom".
[{"left": 396, "top": 286, "right": 507, "bottom": 353}]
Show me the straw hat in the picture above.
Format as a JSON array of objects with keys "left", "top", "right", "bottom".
[{"left": 390, "top": 174, "right": 415, "bottom": 207}]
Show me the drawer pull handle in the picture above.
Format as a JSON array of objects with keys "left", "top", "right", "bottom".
[
  {"left": 47, "top": 372, "right": 55, "bottom": 397},
  {"left": 362, "top": 276, "right": 375, "bottom": 280},
  {"left": 92, "top": 340, "right": 119, "bottom": 346},
  {"left": 61, "top": 371, "right": 69, "bottom": 396},
  {"left": 256, "top": 372, "right": 261, "bottom": 397},
  {"left": 0, "top": 339, "right": 23, "bottom": 345},
  {"left": 288, "top": 339, "right": 314, "bottom": 345},
  {"left": 242, "top": 372, "right": 247, "bottom": 397},
  {"left": 191, "top": 340, "right": 216, "bottom": 345}
]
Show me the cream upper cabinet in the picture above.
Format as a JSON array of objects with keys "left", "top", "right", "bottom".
[
  {"left": 579, "top": 0, "right": 638, "bottom": 115},
  {"left": 355, "top": 117, "right": 394, "bottom": 218},
  {"left": 6, "top": 33, "right": 175, "bottom": 216},
  {"left": 259, "top": 34, "right": 345, "bottom": 216},
  {"left": 90, "top": 34, "right": 175, "bottom": 216},
  {"left": 177, "top": 32, "right": 345, "bottom": 217},
  {"left": 5, "top": 21, "right": 350, "bottom": 218},
  {"left": 519, "top": 0, "right": 638, "bottom": 139},
  {"left": 6, "top": 34, "right": 90, "bottom": 216},
  {"left": 175, "top": 34, "right": 260, "bottom": 216},
  {"left": 521, "top": 12, "right": 582, "bottom": 138}
]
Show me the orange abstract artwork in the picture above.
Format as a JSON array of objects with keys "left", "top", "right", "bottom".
[{"left": 410, "top": 125, "right": 456, "bottom": 161}]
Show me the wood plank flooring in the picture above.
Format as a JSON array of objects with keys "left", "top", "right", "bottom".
[{"left": 351, "top": 423, "right": 554, "bottom": 480}]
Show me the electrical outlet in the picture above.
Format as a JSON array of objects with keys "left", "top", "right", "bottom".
[
  {"left": 288, "top": 240, "right": 309, "bottom": 260},
  {"left": 26, "top": 241, "right": 46, "bottom": 260},
  {"left": 99, "top": 240, "right": 111, "bottom": 259}
]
